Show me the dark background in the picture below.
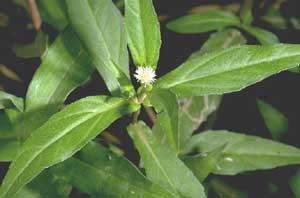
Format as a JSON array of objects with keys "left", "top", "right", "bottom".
[{"left": 1, "top": 0, "right": 300, "bottom": 197}]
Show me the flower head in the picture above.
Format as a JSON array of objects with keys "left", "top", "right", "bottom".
[{"left": 134, "top": 66, "right": 156, "bottom": 86}]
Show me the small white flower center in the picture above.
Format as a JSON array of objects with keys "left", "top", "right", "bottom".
[{"left": 134, "top": 67, "right": 156, "bottom": 85}]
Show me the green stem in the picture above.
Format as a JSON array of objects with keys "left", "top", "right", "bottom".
[
  {"left": 144, "top": 106, "right": 156, "bottom": 123},
  {"left": 132, "top": 110, "right": 140, "bottom": 124}
]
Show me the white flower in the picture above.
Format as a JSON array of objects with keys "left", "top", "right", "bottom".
[{"left": 134, "top": 66, "right": 156, "bottom": 86}]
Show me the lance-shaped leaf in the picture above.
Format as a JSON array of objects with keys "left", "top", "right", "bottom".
[
  {"left": 187, "top": 130, "right": 300, "bottom": 175},
  {"left": 54, "top": 142, "right": 176, "bottom": 198},
  {"left": 128, "top": 121, "right": 206, "bottom": 198},
  {"left": 66, "top": 0, "right": 131, "bottom": 95},
  {"left": 167, "top": 10, "right": 240, "bottom": 34},
  {"left": 0, "top": 91, "right": 23, "bottom": 112},
  {"left": 37, "top": 0, "right": 68, "bottom": 31},
  {"left": 0, "top": 64, "right": 22, "bottom": 83},
  {"left": 156, "top": 44, "right": 300, "bottom": 97},
  {"left": 257, "top": 99, "right": 288, "bottom": 140},
  {"left": 24, "top": 28, "right": 94, "bottom": 138},
  {"left": 242, "top": 26, "right": 279, "bottom": 45},
  {"left": 125, "top": 0, "right": 161, "bottom": 68},
  {"left": 0, "top": 96, "right": 140, "bottom": 197},
  {"left": 151, "top": 89, "right": 179, "bottom": 153}
]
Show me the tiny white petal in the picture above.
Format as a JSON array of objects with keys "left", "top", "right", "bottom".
[{"left": 134, "top": 66, "right": 156, "bottom": 85}]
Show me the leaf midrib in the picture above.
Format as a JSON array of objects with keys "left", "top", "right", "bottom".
[
  {"left": 133, "top": 124, "right": 177, "bottom": 193},
  {"left": 178, "top": 18, "right": 240, "bottom": 26},
  {"left": 222, "top": 151, "right": 300, "bottom": 159},
  {"left": 86, "top": 0, "right": 114, "bottom": 68}
]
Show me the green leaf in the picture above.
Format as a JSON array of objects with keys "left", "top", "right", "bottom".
[
  {"left": 150, "top": 89, "right": 179, "bottom": 153},
  {"left": 13, "top": 169, "right": 71, "bottom": 198},
  {"left": 12, "top": 0, "right": 30, "bottom": 13},
  {"left": 0, "top": 91, "right": 23, "bottom": 112},
  {"left": 0, "top": 12, "right": 9, "bottom": 27},
  {"left": 178, "top": 28, "right": 243, "bottom": 154},
  {"left": 24, "top": 28, "right": 94, "bottom": 138},
  {"left": 188, "top": 130, "right": 300, "bottom": 175},
  {"left": 289, "top": 169, "right": 300, "bottom": 198},
  {"left": 127, "top": 121, "right": 206, "bottom": 198},
  {"left": 261, "top": 8, "right": 287, "bottom": 30},
  {"left": 291, "top": 17, "right": 300, "bottom": 30},
  {"left": 209, "top": 178, "right": 248, "bottom": 198},
  {"left": 0, "top": 96, "right": 140, "bottom": 197},
  {"left": 239, "top": 0, "right": 253, "bottom": 26},
  {"left": 179, "top": 95, "right": 222, "bottom": 155},
  {"left": 289, "top": 66, "right": 300, "bottom": 74},
  {"left": 241, "top": 10, "right": 253, "bottom": 26},
  {"left": 190, "top": 28, "right": 246, "bottom": 58},
  {"left": 54, "top": 142, "right": 176, "bottom": 198},
  {"left": 257, "top": 99, "right": 288, "bottom": 140},
  {"left": 66, "top": 0, "right": 131, "bottom": 95},
  {"left": 0, "top": 139, "right": 21, "bottom": 162},
  {"left": 13, "top": 31, "right": 48, "bottom": 59},
  {"left": 0, "top": 113, "right": 13, "bottom": 136},
  {"left": 125, "top": 0, "right": 161, "bottom": 68},
  {"left": 242, "top": 26, "right": 279, "bottom": 45},
  {"left": 156, "top": 44, "right": 300, "bottom": 97},
  {"left": 183, "top": 146, "right": 224, "bottom": 182},
  {"left": 37, "top": 0, "right": 68, "bottom": 31},
  {"left": 0, "top": 64, "right": 23, "bottom": 83},
  {"left": 167, "top": 10, "right": 241, "bottom": 34}
]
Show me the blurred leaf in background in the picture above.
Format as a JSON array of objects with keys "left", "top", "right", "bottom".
[
  {"left": 261, "top": 8, "right": 287, "bottom": 30},
  {"left": 257, "top": 99, "right": 288, "bottom": 141},
  {"left": 289, "top": 169, "right": 300, "bottom": 198},
  {"left": 0, "top": 64, "right": 22, "bottom": 83},
  {"left": 0, "top": 12, "right": 9, "bottom": 27},
  {"left": 209, "top": 178, "right": 248, "bottom": 198},
  {"left": 13, "top": 30, "right": 49, "bottom": 59}
]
